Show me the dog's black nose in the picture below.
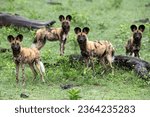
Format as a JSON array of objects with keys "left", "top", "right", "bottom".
[
  {"left": 12, "top": 45, "right": 20, "bottom": 51},
  {"left": 14, "top": 46, "right": 18, "bottom": 50},
  {"left": 78, "top": 39, "right": 83, "bottom": 44}
]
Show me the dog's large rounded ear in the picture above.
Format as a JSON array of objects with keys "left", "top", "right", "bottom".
[
  {"left": 82, "top": 27, "right": 90, "bottom": 34},
  {"left": 138, "top": 25, "right": 145, "bottom": 32},
  {"left": 66, "top": 15, "right": 72, "bottom": 21},
  {"left": 74, "top": 27, "right": 81, "bottom": 34},
  {"left": 130, "top": 25, "right": 137, "bottom": 32},
  {"left": 16, "top": 34, "right": 23, "bottom": 42},
  {"left": 7, "top": 35, "right": 14, "bottom": 43},
  {"left": 59, "top": 15, "right": 65, "bottom": 22}
]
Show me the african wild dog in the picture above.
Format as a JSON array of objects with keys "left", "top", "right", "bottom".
[
  {"left": 7, "top": 34, "right": 45, "bottom": 85},
  {"left": 74, "top": 27, "right": 115, "bottom": 69},
  {"left": 32, "top": 15, "right": 72, "bottom": 56},
  {"left": 125, "top": 24, "right": 145, "bottom": 58}
]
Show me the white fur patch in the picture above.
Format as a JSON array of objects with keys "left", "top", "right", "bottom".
[
  {"left": 39, "top": 61, "right": 45, "bottom": 73},
  {"left": 62, "top": 34, "right": 67, "bottom": 41},
  {"left": 31, "top": 43, "right": 36, "bottom": 48},
  {"left": 112, "top": 56, "right": 115, "bottom": 62}
]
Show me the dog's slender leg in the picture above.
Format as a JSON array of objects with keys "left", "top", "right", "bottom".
[
  {"left": 134, "top": 51, "right": 140, "bottom": 58},
  {"left": 60, "top": 42, "right": 64, "bottom": 56},
  {"left": 21, "top": 63, "right": 25, "bottom": 86},
  {"left": 100, "top": 57, "right": 106, "bottom": 69},
  {"left": 90, "top": 51, "right": 95, "bottom": 76},
  {"left": 126, "top": 49, "right": 129, "bottom": 56},
  {"left": 85, "top": 57, "right": 89, "bottom": 68},
  {"left": 29, "top": 63, "right": 37, "bottom": 81},
  {"left": 62, "top": 42, "right": 65, "bottom": 55},
  {"left": 60, "top": 39, "right": 66, "bottom": 56},
  {"left": 99, "top": 57, "right": 107, "bottom": 75},
  {"left": 106, "top": 55, "right": 113, "bottom": 68},
  {"left": 15, "top": 62, "right": 20, "bottom": 84},
  {"left": 134, "top": 52, "right": 137, "bottom": 57},
  {"left": 106, "top": 54, "right": 114, "bottom": 75},
  {"left": 63, "top": 39, "right": 66, "bottom": 55},
  {"left": 35, "top": 61, "right": 45, "bottom": 83}
]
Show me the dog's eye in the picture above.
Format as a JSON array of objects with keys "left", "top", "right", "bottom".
[{"left": 77, "top": 35, "right": 80, "bottom": 38}]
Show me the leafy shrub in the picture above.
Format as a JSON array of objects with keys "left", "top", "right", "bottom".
[{"left": 67, "top": 89, "right": 81, "bottom": 100}]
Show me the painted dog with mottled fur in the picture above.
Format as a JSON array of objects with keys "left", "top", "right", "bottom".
[
  {"left": 7, "top": 34, "right": 45, "bottom": 85},
  {"left": 74, "top": 27, "right": 115, "bottom": 69},
  {"left": 32, "top": 15, "right": 72, "bottom": 56},
  {"left": 125, "top": 24, "right": 145, "bottom": 58}
]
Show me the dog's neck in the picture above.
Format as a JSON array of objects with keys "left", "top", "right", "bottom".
[
  {"left": 61, "top": 26, "right": 70, "bottom": 35},
  {"left": 79, "top": 42, "right": 89, "bottom": 57},
  {"left": 79, "top": 42, "right": 87, "bottom": 51},
  {"left": 133, "top": 38, "right": 141, "bottom": 46}
]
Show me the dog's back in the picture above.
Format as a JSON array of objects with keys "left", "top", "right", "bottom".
[
  {"left": 87, "top": 40, "right": 114, "bottom": 57},
  {"left": 19, "top": 47, "right": 40, "bottom": 63}
]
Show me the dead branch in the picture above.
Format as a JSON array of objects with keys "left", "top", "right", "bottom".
[{"left": 0, "top": 13, "right": 56, "bottom": 29}]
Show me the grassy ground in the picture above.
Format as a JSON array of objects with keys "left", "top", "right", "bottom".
[{"left": 0, "top": 0, "right": 150, "bottom": 100}]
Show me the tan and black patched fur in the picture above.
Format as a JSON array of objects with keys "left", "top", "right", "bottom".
[
  {"left": 125, "top": 24, "right": 145, "bottom": 58},
  {"left": 7, "top": 34, "right": 45, "bottom": 85},
  {"left": 74, "top": 27, "right": 115, "bottom": 69},
  {"left": 32, "top": 15, "right": 72, "bottom": 56}
]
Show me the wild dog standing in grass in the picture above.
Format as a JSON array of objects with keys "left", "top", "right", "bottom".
[
  {"left": 74, "top": 27, "right": 115, "bottom": 71},
  {"left": 32, "top": 15, "right": 72, "bottom": 56},
  {"left": 7, "top": 34, "right": 45, "bottom": 85},
  {"left": 125, "top": 24, "right": 145, "bottom": 58}
]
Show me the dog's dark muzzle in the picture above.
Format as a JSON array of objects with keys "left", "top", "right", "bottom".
[
  {"left": 11, "top": 45, "right": 20, "bottom": 51},
  {"left": 62, "top": 26, "right": 70, "bottom": 32},
  {"left": 78, "top": 38, "right": 86, "bottom": 44}
]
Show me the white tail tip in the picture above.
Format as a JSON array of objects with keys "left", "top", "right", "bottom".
[
  {"left": 39, "top": 61, "right": 45, "bottom": 73},
  {"left": 31, "top": 43, "right": 36, "bottom": 48},
  {"left": 112, "top": 56, "right": 115, "bottom": 62}
]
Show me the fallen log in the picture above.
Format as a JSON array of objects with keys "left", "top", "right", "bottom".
[
  {"left": 0, "top": 13, "right": 56, "bottom": 29},
  {"left": 134, "top": 18, "right": 149, "bottom": 23},
  {"left": 86, "top": 0, "right": 93, "bottom": 2},
  {"left": 69, "top": 54, "right": 150, "bottom": 80},
  {"left": 145, "top": 3, "right": 150, "bottom": 7},
  {"left": 114, "top": 55, "right": 150, "bottom": 80},
  {"left": 60, "top": 84, "right": 73, "bottom": 90},
  {"left": 47, "top": 0, "right": 62, "bottom": 5}
]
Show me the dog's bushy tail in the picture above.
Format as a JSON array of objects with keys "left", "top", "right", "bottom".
[
  {"left": 35, "top": 60, "right": 45, "bottom": 73},
  {"left": 108, "top": 43, "right": 115, "bottom": 62},
  {"left": 34, "top": 60, "right": 45, "bottom": 82},
  {"left": 110, "top": 45, "right": 115, "bottom": 62},
  {"left": 39, "top": 61, "right": 45, "bottom": 73},
  {"left": 112, "top": 49, "right": 115, "bottom": 62}
]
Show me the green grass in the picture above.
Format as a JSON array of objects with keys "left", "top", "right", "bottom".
[{"left": 0, "top": 0, "right": 150, "bottom": 100}]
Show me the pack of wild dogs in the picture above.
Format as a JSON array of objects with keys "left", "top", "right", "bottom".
[{"left": 7, "top": 15, "right": 145, "bottom": 85}]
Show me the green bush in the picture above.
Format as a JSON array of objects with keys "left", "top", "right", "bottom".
[{"left": 67, "top": 89, "right": 81, "bottom": 100}]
